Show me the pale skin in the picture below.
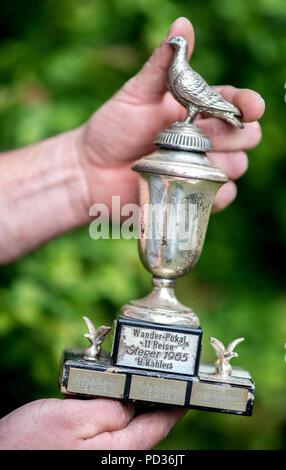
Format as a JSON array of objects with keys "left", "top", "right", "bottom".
[{"left": 0, "top": 18, "right": 265, "bottom": 449}]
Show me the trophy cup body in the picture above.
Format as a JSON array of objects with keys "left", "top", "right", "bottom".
[
  {"left": 120, "top": 148, "right": 224, "bottom": 327},
  {"left": 59, "top": 36, "right": 255, "bottom": 417}
]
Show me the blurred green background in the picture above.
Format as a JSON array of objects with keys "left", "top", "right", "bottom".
[{"left": 0, "top": 0, "right": 285, "bottom": 450}]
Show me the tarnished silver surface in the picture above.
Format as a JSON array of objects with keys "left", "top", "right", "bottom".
[
  {"left": 66, "top": 367, "right": 125, "bottom": 397},
  {"left": 132, "top": 148, "right": 227, "bottom": 183},
  {"left": 121, "top": 171, "right": 224, "bottom": 326},
  {"left": 124, "top": 34, "right": 235, "bottom": 326},
  {"left": 209, "top": 337, "right": 245, "bottom": 377},
  {"left": 199, "top": 363, "right": 252, "bottom": 386},
  {"left": 82, "top": 316, "right": 111, "bottom": 361},
  {"left": 60, "top": 36, "right": 254, "bottom": 415},
  {"left": 121, "top": 277, "right": 198, "bottom": 326},
  {"left": 137, "top": 175, "right": 220, "bottom": 278},
  {"left": 116, "top": 323, "right": 200, "bottom": 375},
  {"left": 129, "top": 375, "right": 187, "bottom": 405},
  {"left": 190, "top": 382, "right": 249, "bottom": 412},
  {"left": 154, "top": 121, "right": 212, "bottom": 153},
  {"left": 167, "top": 36, "right": 243, "bottom": 128}
]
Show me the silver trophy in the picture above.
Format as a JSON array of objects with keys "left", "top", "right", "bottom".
[
  {"left": 59, "top": 36, "right": 255, "bottom": 416},
  {"left": 121, "top": 35, "right": 240, "bottom": 327}
]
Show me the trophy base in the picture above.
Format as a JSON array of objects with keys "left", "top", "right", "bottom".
[{"left": 59, "top": 348, "right": 254, "bottom": 416}]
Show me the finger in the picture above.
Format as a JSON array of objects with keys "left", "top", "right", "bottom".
[
  {"left": 212, "top": 181, "right": 237, "bottom": 212},
  {"left": 161, "top": 86, "right": 264, "bottom": 130},
  {"left": 120, "top": 17, "right": 194, "bottom": 103},
  {"left": 208, "top": 151, "right": 248, "bottom": 180},
  {"left": 89, "top": 407, "right": 187, "bottom": 450},
  {"left": 160, "top": 90, "right": 187, "bottom": 126},
  {"left": 198, "top": 118, "right": 262, "bottom": 152},
  {"left": 214, "top": 86, "right": 265, "bottom": 122},
  {"left": 61, "top": 398, "right": 136, "bottom": 438}
]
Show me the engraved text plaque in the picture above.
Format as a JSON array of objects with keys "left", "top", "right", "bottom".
[
  {"left": 190, "top": 382, "right": 248, "bottom": 412},
  {"left": 67, "top": 367, "right": 126, "bottom": 398},
  {"left": 116, "top": 324, "right": 200, "bottom": 375},
  {"left": 129, "top": 375, "right": 187, "bottom": 405}
]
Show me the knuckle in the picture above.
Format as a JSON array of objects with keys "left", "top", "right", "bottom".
[
  {"left": 35, "top": 399, "right": 68, "bottom": 429},
  {"left": 213, "top": 84, "right": 236, "bottom": 94},
  {"left": 110, "top": 401, "right": 130, "bottom": 428},
  {"left": 222, "top": 84, "right": 237, "bottom": 94}
]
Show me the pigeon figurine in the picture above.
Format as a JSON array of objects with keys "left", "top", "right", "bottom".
[
  {"left": 83, "top": 316, "right": 111, "bottom": 361},
  {"left": 167, "top": 36, "right": 244, "bottom": 128},
  {"left": 209, "top": 336, "right": 245, "bottom": 377}
]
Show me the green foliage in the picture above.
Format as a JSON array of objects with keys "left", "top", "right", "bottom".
[{"left": 0, "top": 0, "right": 285, "bottom": 449}]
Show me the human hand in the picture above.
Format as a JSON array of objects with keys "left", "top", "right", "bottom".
[
  {"left": 77, "top": 16, "right": 265, "bottom": 214},
  {"left": 0, "top": 397, "right": 185, "bottom": 450},
  {"left": 0, "top": 16, "right": 266, "bottom": 264}
]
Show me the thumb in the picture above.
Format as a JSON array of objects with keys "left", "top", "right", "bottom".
[{"left": 120, "top": 17, "right": 195, "bottom": 103}]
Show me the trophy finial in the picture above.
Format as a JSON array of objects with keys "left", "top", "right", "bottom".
[
  {"left": 166, "top": 35, "right": 243, "bottom": 128},
  {"left": 82, "top": 316, "right": 111, "bottom": 361},
  {"left": 209, "top": 336, "right": 245, "bottom": 377}
]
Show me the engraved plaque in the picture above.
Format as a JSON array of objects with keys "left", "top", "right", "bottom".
[
  {"left": 129, "top": 375, "right": 187, "bottom": 405},
  {"left": 67, "top": 368, "right": 126, "bottom": 398},
  {"left": 116, "top": 324, "right": 200, "bottom": 375},
  {"left": 190, "top": 382, "right": 248, "bottom": 412}
]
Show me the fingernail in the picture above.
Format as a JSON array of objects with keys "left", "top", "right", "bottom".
[
  {"left": 258, "top": 96, "right": 265, "bottom": 110},
  {"left": 253, "top": 91, "right": 265, "bottom": 110}
]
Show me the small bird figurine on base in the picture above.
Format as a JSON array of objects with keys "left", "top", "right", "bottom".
[
  {"left": 167, "top": 36, "right": 244, "bottom": 129},
  {"left": 82, "top": 316, "right": 111, "bottom": 361},
  {"left": 209, "top": 336, "right": 245, "bottom": 377}
]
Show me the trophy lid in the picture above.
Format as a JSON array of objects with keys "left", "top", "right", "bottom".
[
  {"left": 132, "top": 120, "right": 228, "bottom": 184},
  {"left": 132, "top": 146, "right": 228, "bottom": 184},
  {"left": 154, "top": 121, "right": 212, "bottom": 153}
]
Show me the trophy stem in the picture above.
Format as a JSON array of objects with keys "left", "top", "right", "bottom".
[{"left": 120, "top": 276, "right": 200, "bottom": 327}]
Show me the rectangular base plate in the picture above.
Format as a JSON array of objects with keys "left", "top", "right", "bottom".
[
  {"left": 59, "top": 349, "right": 254, "bottom": 416},
  {"left": 112, "top": 317, "right": 202, "bottom": 377}
]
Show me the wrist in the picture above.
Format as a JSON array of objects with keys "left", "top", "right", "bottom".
[
  {"left": 61, "top": 125, "right": 92, "bottom": 226},
  {"left": 0, "top": 127, "right": 92, "bottom": 263}
]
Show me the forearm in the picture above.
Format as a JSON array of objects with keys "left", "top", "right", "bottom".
[{"left": 0, "top": 127, "right": 90, "bottom": 264}]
